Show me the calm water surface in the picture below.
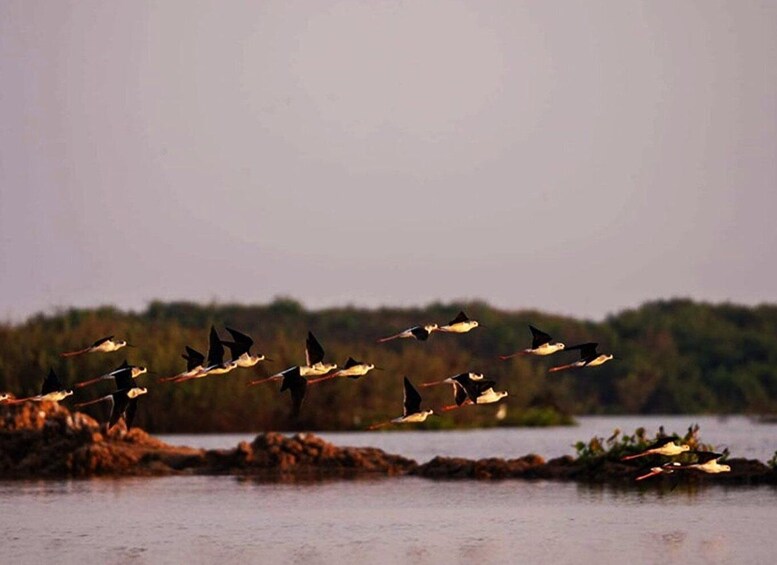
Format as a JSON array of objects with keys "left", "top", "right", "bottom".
[
  {"left": 160, "top": 415, "right": 777, "bottom": 462},
  {"left": 2, "top": 416, "right": 776, "bottom": 564}
]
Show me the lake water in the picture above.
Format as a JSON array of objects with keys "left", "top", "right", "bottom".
[{"left": 2, "top": 416, "right": 777, "bottom": 564}]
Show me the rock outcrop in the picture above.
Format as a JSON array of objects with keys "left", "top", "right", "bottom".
[
  {"left": 0, "top": 402, "right": 415, "bottom": 479},
  {"left": 2, "top": 402, "right": 775, "bottom": 484}
]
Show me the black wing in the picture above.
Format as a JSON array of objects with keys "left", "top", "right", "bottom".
[
  {"left": 41, "top": 368, "right": 62, "bottom": 395},
  {"left": 565, "top": 342, "right": 599, "bottom": 361},
  {"left": 471, "top": 379, "right": 498, "bottom": 399},
  {"left": 182, "top": 346, "right": 205, "bottom": 371},
  {"left": 125, "top": 397, "right": 139, "bottom": 430},
  {"left": 448, "top": 311, "right": 469, "bottom": 325},
  {"left": 343, "top": 357, "right": 360, "bottom": 369},
  {"left": 453, "top": 382, "right": 469, "bottom": 406},
  {"left": 529, "top": 325, "right": 553, "bottom": 349},
  {"left": 410, "top": 326, "right": 430, "bottom": 341},
  {"left": 91, "top": 336, "right": 113, "bottom": 347},
  {"left": 402, "top": 377, "right": 423, "bottom": 416},
  {"left": 113, "top": 366, "right": 134, "bottom": 390},
  {"left": 648, "top": 436, "right": 676, "bottom": 449},
  {"left": 305, "top": 332, "right": 325, "bottom": 366},
  {"left": 224, "top": 327, "right": 253, "bottom": 358},
  {"left": 692, "top": 451, "right": 722, "bottom": 464},
  {"left": 280, "top": 367, "right": 306, "bottom": 418},
  {"left": 206, "top": 326, "right": 225, "bottom": 367},
  {"left": 109, "top": 391, "right": 130, "bottom": 429}
]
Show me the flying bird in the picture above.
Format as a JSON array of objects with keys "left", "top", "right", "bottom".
[
  {"left": 307, "top": 357, "right": 380, "bottom": 384},
  {"left": 438, "top": 311, "right": 480, "bottom": 334},
  {"left": 635, "top": 461, "right": 682, "bottom": 481},
  {"left": 368, "top": 377, "right": 434, "bottom": 429},
  {"left": 671, "top": 451, "right": 732, "bottom": 474},
  {"left": 300, "top": 332, "right": 337, "bottom": 376},
  {"left": 377, "top": 324, "right": 439, "bottom": 343},
  {"left": 159, "top": 346, "right": 208, "bottom": 383},
  {"left": 621, "top": 437, "right": 690, "bottom": 461},
  {"left": 200, "top": 326, "right": 238, "bottom": 376},
  {"left": 61, "top": 336, "right": 131, "bottom": 358},
  {"left": 423, "top": 372, "right": 508, "bottom": 411},
  {"left": 500, "top": 325, "right": 565, "bottom": 359},
  {"left": 222, "top": 327, "right": 269, "bottom": 368},
  {"left": 75, "top": 386, "right": 148, "bottom": 430},
  {"left": 74, "top": 360, "right": 148, "bottom": 389},
  {"left": 8, "top": 369, "right": 73, "bottom": 403},
  {"left": 548, "top": 342, "right": 613, "bottom": 373}
]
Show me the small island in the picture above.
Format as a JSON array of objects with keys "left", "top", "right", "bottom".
[{"left": 1, "top": 402, "right": 775, "bottom": 485}]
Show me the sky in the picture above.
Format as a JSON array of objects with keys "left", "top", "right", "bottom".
[{"left": 1, "top": 1, "right": 776, "bottom": 322}]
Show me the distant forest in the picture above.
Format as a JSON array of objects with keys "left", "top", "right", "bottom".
[{"left": 1, "top": 298, "right": 776, "bottom": 433}]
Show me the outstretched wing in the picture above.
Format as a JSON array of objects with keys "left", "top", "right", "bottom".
[
  {"left": 402, "top": 377, "right": 423, "bottom": 416},
  {"left": 306, "top": 332, "right": 325, "bottom": 366},
  {"left": 343, "top": 357, "right": 360, "bottom": 369},
  {"left": 280, "top": 367, "right": 307, "bottom": 418},
  {"left": 224, "top": 327, "right": 253, "bottom": 358},
  {"left": 41, "top": 368, "right": 62, "bottom": 396},
  {"left": 108, "top": 392, "right": 129, "bottom": 429},
  {"left": 692, "top": 451, "right": 722, "bottom": 464},
  {"left": 453, "top": 382, "right": 469, "bottom": 406},
  {"left": 565, "top": 342, "right": 599, "bottom": 361},
  {"left": 206, "top": 326, "right": 225, "bottom": 367},
  {"left": 125, "top": 397, "right": 139, "bottom": 430},
  {"left": 410, "top": 327, "right": 430, "bottom": 341},
  {"left": 448, "top": 311, "right": 469, "bottom": 325},
  {"left": 113, "top": 366, "right": 134, "bottom": 390},
  {"left": 91, "top": 336, "right": 114, "bottom": 348},
  {"left": 529, "top": 325, "right": 552, "bottom": 349},
  {"left": 183, "top": 346, "right": 205, "bottom": 371}
]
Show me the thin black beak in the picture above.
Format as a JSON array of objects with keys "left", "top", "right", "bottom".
[
  {"left": 126, "top": 344, "right": 136, "bottom": 348},
  {"left": 264, "top": 357, "right": 274, "bottom": 363},
  {"left": 374, "top": 367, "right": 385, "bottom": 371}
]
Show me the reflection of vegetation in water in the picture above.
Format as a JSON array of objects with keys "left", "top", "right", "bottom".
[{"left": 2, "top": 297, "right": 777, "bottom": 432}]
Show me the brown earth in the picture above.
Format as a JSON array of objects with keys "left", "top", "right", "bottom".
[{"left": 1, "top": 401, "right": 775, "bottom": 485}]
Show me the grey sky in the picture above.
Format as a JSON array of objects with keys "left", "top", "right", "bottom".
[{"left": 1, "top": 1, "right": 776, "bottom": 321}]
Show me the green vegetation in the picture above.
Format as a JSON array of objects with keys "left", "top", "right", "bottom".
[
  {"left": 573, "top": 424, "right": 714, "bottom": 462},
  {"left": 1, "top": 298, "right": 776, "bottom": 433}
]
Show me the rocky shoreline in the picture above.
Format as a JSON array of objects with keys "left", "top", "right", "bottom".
[{"left": 2, "top": 402, "right": 776, "bottom": 485}]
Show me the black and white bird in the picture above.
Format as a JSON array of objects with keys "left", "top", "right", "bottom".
[
  {"left": 222, "top": 327, "right": 268, "bottom": 369},
  {"left": 74, "top": 360, "right": 148, "bottom": 389},
  {"left": 438, "top": 311, "right": 480, "bottom": 334},
  {"left": 200, "top": 326, "right": 238, "bottom": 376},
  {"left": 159, "top": 346, "right": 208, "bottom": 383},
  {"left": 369, "top": 377, "right": 434, "bottom": 429},
  {"left": 548, "top": 342, "right": 613, "bottom": 373},
  {"left": 307, "top": 357, "right": 380, "bottom": 384},
  {"left": 61, "top": 336, "right": 131, "bottom": 358},
  {"left": 377, "top": 324, "right": 439, "bottom": 343},
  {"left": 635, "top": 461, "right": 683, "bottom": 481},
  {"left": 423, "top": 372, "right": 508, "bottom": 411},
  {"left": 500, "top": 325, "right": 565, "bottom": 359},
  {"left": 300, "top": 332, "right": 337, "bottom": 376},
  {"left": 621, "top": 437, "right": 690, "bottom": 461},
  {"left": 74, "top": 386, "right": 148, "bottom": 430},
  {"left": 9, "top": 369, "right": 73, "bottom": 403},
  {"left": 635, "top": 452, "right": 731, "bottom": 481},
  {"left": 672, "top": 451, "right": 732, "bottom": 474}
]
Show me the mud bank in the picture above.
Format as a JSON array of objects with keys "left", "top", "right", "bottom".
[{"left": 1, "top": 402, "right": 775, "bottom": 484}]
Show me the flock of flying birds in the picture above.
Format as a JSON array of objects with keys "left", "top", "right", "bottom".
[{"left": 0, "top": 310, "right": 730, "bottom": 480}]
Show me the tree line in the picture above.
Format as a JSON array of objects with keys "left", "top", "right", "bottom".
[{"left": 0, "top": 298, "right": 775, "bottom": 432}]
